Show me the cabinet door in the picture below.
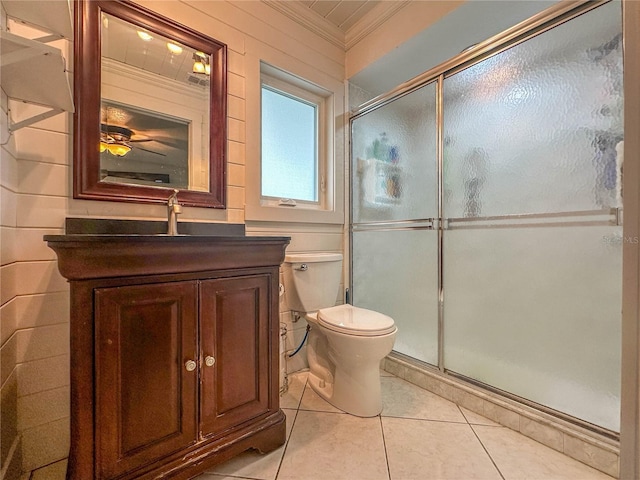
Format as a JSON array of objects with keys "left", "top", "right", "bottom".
[
  {"left": 95, "top": 281, "right": 198, "bottom": 479},
  {"left": 200, "top": 275, "right": 271, "bottom": 437}
]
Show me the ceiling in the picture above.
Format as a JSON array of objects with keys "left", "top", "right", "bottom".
[
  {"left": 297, "top": 1, "right": 381, "bottom": 32},
  {"left": 263, "top": 0, "right": 407, "bottom": 50},
  {"left": 349, "top": 1, "right": 560, "bottom": 97}
]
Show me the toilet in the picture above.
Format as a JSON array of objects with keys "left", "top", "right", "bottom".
[{"left": 283, "top": 252, "right": 397, "bottom": 417}]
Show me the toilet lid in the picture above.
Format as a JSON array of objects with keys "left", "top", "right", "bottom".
[{"left": 317, "top": 304, "right": 396, "bottom": 337}]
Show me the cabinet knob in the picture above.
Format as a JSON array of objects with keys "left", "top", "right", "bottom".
[
  {"left": 185, "top": 360, "right": 197, "bottom": 372},
  {"left": 205, "top": 356, "right": 216, "bottom": 367}
]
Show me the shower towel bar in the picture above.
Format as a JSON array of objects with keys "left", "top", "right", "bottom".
[
  {"left": 446, "top": 207, "right": 620, "bottom": 230},
  {"left": 351, "top": 208, "right": 621, "bottom": 231}
]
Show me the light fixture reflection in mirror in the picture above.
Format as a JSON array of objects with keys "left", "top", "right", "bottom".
[
  {"left": 100, "top": 124, "right": 133, "bottom": 157},
  {"left": 166, "top": 42, "right": 183, "bottom": 55},
  {"left": 99, "top": 100, "right": 190, "bottom": 188},
  {"left": 193, "top": 52, "right": 211, "bottom": 75},
  {"left": 100, "top": 11, "right": 205, "bottom": 191},
  {"left": 100, "top": 141, "right": 131, "bottom": 157},
  {"left": 137, "top": 30, "right": 153, "bottom": 42},
  {"left": 74, "top": 0, "right": 227, "bottom": 208}
]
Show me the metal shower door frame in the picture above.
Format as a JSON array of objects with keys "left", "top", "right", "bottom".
[{"left": 349, "top": 0, "right": 617, "bottom": 374}]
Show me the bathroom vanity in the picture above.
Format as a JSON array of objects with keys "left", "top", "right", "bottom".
[{"left": 45, "top": 230, "right": 290, "bottom": 479}]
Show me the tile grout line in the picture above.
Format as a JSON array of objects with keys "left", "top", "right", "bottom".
[
  {"left": 274, "top": 375, "right": 309, "bottom": 480},
  {"left": 460, "top": 406, "right": 506, "bottom": 480},
  {"left": 381, "top": 413, "right": 469, "bottom": 425},
  {"left": 378, "top": 414, "right": 392, "bottom": 480},
  {"left": 22, "top": 458, "right": 66, "bottom": 480},
  {"left": 272, "top": 412, "right": 297, "bottom": 480},
  {"left": 210, "top": 472, "right": 261, "bottom": 480},
  {"left": 296, "top": 408, "right": 348, "bottom": 415},
  {"left": 295, "top": 374, "right": 309, "bottom": 411}
]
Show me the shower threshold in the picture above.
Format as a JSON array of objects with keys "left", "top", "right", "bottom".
[{"left": 382, "top": 352, "right": 620, "bottom": 478}]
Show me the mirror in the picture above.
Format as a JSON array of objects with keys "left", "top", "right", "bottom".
[{"left": 74, "top": 0, "right": 227, "bottom": 208}]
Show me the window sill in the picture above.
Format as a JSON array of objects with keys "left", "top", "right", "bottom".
[{"left": 244, "top": 203, "right": 344, "bottom": 224}]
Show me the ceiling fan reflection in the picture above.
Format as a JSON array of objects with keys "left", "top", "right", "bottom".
[{"left": 100, "top": 124, "right": 167, "bottom": 157}]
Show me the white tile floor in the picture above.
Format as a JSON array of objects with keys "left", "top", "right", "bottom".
[{"left": 195, "top": 371, "right": 615, "bottom": 480}]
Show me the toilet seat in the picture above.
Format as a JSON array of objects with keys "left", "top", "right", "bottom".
[{"left": 317, "top": 304, "right": 396, "bottom": 337}]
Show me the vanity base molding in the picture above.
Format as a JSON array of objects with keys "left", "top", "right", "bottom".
[
  {"left": 45, "top": 234, "right": 290, "bottom": 480},
  {"left": 126, "top": 411, "right": 286, "bottom": 480}
]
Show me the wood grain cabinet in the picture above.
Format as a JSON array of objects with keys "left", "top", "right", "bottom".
[{"left": 45, "top": 234, "right": 290, "bottom": 480}]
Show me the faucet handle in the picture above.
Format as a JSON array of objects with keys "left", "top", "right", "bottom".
[
  {"left": 168, "top": 189, "right": 179, "bottom": 206},
  {"left": 167, "top": 189, "right": 181, "bottom": 236}
]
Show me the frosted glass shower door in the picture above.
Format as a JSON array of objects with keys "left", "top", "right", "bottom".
[
  {"left": 351, "top": 83, "right": 438, "bottom": 365},
  {"left": 442, "top": 0, "right": 623, "bottom": 431}
]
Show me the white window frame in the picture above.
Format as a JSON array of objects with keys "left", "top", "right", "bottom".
[
  {"left": 245, "top": 58, "right": 344, "bottom": 224},
  {"left": 260, "top": 73, "right": 325, "bottom": 208}
]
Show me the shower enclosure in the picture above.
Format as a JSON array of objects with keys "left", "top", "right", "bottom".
[{"left": 350, "top": 0, "right": 623, "bottom": 433}]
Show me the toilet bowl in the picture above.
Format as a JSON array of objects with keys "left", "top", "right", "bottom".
[{"left": 283, "top": 253, "right": 397, "bottom": 417}]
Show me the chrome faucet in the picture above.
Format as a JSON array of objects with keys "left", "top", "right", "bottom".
[{"left": 167, "top": 189, "right": 182, "bottom": 235}]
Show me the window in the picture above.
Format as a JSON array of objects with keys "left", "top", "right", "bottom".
[
  {"left": 260, "top": 73, "right": 325, "bottom": 207},
  {"left": 261, "top": 81, "right": 320, "bottom": 204},
  {"left": 245, "top": 59, "right": 344, "bottom": 224}
]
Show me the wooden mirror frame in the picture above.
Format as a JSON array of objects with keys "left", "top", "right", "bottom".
[{"left": 74, "top": 0, "right": 227, "bottom": 208}]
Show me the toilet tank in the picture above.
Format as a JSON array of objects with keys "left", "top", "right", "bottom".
[{"left": 283, "top": 252, "right": 343, "bottom": 313}]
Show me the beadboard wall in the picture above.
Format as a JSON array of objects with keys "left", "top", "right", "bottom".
[
  {"left": 0, "top": 0, "right": 346, "bottom": 476},
  {"left": 0, "top": 0, "right": 476, "bottom": 475}
]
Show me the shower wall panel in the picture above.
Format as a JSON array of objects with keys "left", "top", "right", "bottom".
[
  {"left": 444, "top": 225, "right": 622, "bottom": 430},
  {"left": 350, "top": 0, "right": 622, "bottom": 432},
  {"left": 442, "top": 0, "right": 623, "bottom": 431},
  {"left": 352, "top": 229, "right": 438, "bottom": 365},
  {"left": 352, "top": 83, "right": 437, "bottom": 224},
  {"left": 442, "top": 1, "right": 623, "bottom": 218},
  {"left": 351, "top": 83, "right": 439, "bottom": 365}
]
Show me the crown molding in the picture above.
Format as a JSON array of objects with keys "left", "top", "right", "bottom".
[
  {"left": 261, "top": 1, "right": 410, "bottom": 52},
  {"left": 262, "top": 0, "right": 345, "bottom": 50},
  {"left": 345, "top": 1, "right": 411, "bottom": 50}
]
